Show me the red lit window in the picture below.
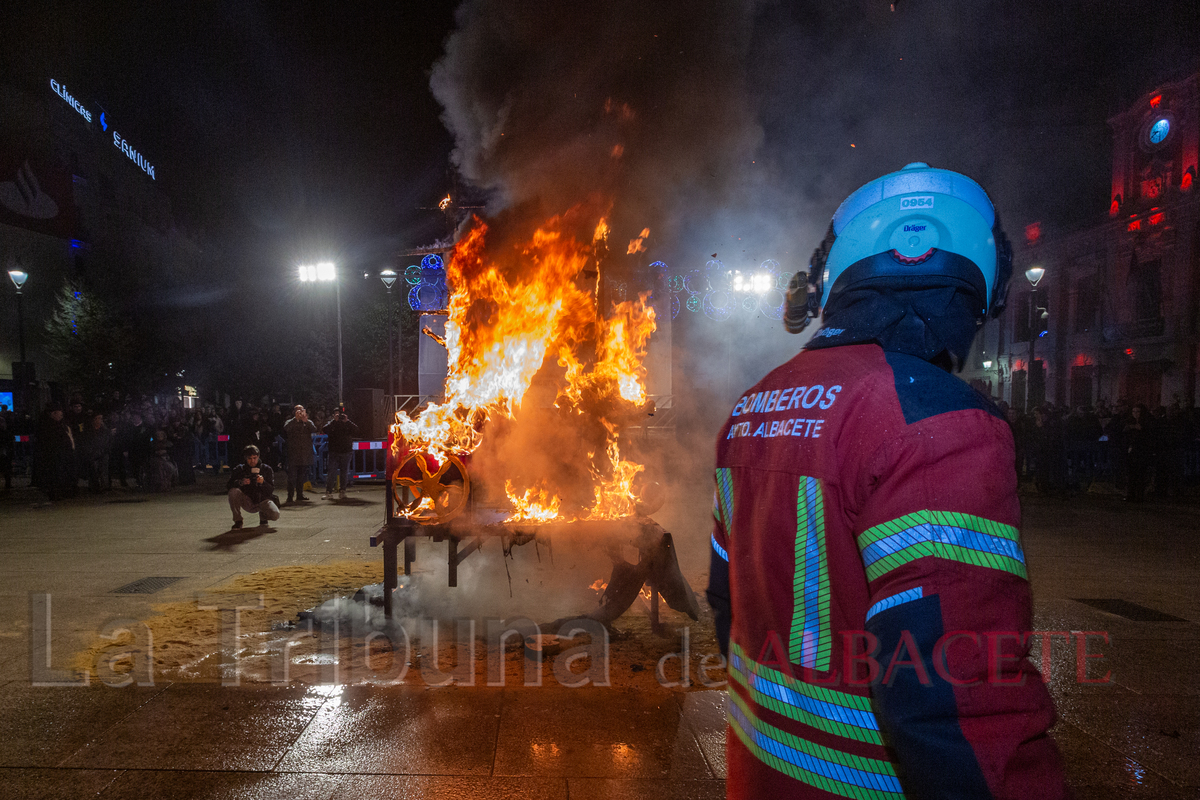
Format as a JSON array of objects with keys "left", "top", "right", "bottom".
[
  {"left": 1149, "top": 95, "right": 1161, "bottom": 108},
  {"left": 1109, "top": 198, "right": 1120, "bottom": 216},
  {"left": 1127, "top": 220, "right": 1141, "bottom": 232},
  {"left": 1149, "top": 213, "right": 1164, "bottom": 226},
  {"left": 1183, "top": 172, "right": 1194, "bottom": 191},
  {"left": 1124, "top": 348, "right": 1134, "bottom": 356}
]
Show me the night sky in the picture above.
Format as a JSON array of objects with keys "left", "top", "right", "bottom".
[{"left": 3, "top": 1, "right": 1198, "bottom": 402}]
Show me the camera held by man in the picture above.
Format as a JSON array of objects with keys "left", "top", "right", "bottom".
[{"left": 226, "top": 445, "right": 281, "bottom": 529}]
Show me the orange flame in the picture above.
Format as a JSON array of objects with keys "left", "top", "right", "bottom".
[
  {"left": 391, "top": 211, "right": 657, "bottom": 520},
  {"left": 626, "top": 228, "right": 650, "bottom": 255},
  {"left": 585, "top": 440, "right": 645, "bottom": 520},
  {"left": 504, "top": 480, "right": 562, "bottom": 523}
]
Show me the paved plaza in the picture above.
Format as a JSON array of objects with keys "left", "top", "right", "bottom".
[{"left": 0, "top": 476, "right": 1197, "bottom": 798}]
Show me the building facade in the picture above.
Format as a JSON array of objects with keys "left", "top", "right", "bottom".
[
  {"left": 965, "top": 73, "right": 1200, "bottom": 411},
  {"left": 1, "top": 73, "right": 202, "bottom": 410}
]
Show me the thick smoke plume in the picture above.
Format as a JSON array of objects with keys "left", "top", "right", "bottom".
[
  {"left": 431, "top": 0, "right": 767, "bottom": 247},
  {"left": 428, "top": 1, "right": 801, "bottom": 551}
]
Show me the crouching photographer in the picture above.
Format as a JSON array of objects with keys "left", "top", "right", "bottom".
[{"left": 226, "top": 445, "right": 281, "bottom": 529}]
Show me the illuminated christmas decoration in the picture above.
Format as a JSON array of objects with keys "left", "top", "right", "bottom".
[
  {"left": 760, "top": 289, "right": 786, "bottom": 320},
  {"left": 663, "top": 255, "right": 789, "bottom": 321},
  {"left": 408, "top": 255, "right": 450, "bottom": 311},
  {"left": 702, "top": 289, "right": 734, "bottom": 321}
]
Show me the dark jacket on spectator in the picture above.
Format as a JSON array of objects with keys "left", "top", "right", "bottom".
[
  {"left": 323, "top": 417, "right": 360, "bottom": 454},
  {"left": 283, "top": 418, "right": 318, "bottom": 466},
  {"left": 227, "top": 462, "right": 275, "bottom": 505}
]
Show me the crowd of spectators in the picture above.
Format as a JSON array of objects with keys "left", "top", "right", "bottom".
[
  {"left": 7, "top": 390, "right": 1200, "bottom": 505},
  {"left": 4, "top": 393, "right": 359, "bottom": 502},
  {"left": 999, "top": 398, "right": 1200, "bottom": 501}
]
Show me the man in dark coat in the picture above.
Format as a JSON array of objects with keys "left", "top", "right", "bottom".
[
  {"left": 81, "top": 412, "right": 113, "bottom": 493},
  {"left": 323, "top": 405, "right": 359, "bottom": 499},
  {"left": 123, "top": 412, "right": 155, "bottom": 488},
  {"left": 282, "top": 404, "right": 317, "bottom": 503},
  {"left": 226, "top": 445, "right": 280, "bottom": 528},
  {"left": 35, "top": 402, "right": 77, "bottom": 501}
]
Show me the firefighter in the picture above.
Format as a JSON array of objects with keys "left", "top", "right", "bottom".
[{"left": 707, "top": 163, "right": 1068, "bottom": 798}]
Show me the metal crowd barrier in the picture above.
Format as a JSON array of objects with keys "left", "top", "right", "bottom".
[
  {"left": 198, "top": 433, "right": 231, "bottom": 472},
  {"left": 312, "top": 436, "right": 389, "bottom": 484},
  {"left": 350, "top": 439, "right": 388, "bottom": 479}
]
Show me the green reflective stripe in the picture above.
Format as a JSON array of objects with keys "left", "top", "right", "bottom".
[
  {"left": 858, "top": 510, "right": 1026, "bottom": 582},
  {"left": 790, "top": 476, "right": 831, "bottom": 671},
  {"left": 715, "top": 468, "right": 735, "bottom": 534},
  {"left": 858, "top": 510, "right": 1018, "bottom": 548},
  {"left": 731, "top": 643, "right": 873, "bottom": 711},
  {"left": 729, "top": 644, "right": 883, "bottom": 745},
  {"left": 728, "top": 690, "right": 904, "bottom": 800},
  {"left": 864, "top": 542, "right": 1026, "bottom": 582}
]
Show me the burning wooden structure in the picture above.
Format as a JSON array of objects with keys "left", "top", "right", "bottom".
[{"left": 371, "top": 209, "right": 697, "bottom": 628}]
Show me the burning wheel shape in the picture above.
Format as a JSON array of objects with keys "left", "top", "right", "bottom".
[{"left": 392, "top": 452, "right": 471, "bottom": 525}]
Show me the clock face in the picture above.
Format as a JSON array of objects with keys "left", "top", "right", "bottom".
[{"left": 1148, "top": 118, "right": 1170, "bottom": 144}]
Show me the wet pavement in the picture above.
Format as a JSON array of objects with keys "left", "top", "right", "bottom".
[{"left": 0, "top": 477, "right": 1197, "bottom": 798}]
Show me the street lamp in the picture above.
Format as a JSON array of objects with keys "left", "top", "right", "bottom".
[
  {"left": 7, "top": 269, "right": 28, "bottom": 365},
  {"left": 7, "top": 268, "right": 30, "bottom": 422},
  {"left": 380, "top": 269, "right": 397, "bottom": 414},
  {"left": 299, "top": 262, "right": 343, "bottom": 405},
  {"left": 1024, "top": 266, "right": 1047, "bottom": 411}
]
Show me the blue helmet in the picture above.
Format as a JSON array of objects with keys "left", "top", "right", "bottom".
[{"left": 784, "top": 162, "right": 1011, "bottom": 333}]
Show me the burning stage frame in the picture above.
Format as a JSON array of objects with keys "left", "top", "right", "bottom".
[{"left": 371, "top": 464, "right": 700, "bottom": 630}]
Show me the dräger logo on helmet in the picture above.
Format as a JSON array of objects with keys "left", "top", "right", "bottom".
[{"left": 900, "top": 195, "right": 935, "bottom": 209}]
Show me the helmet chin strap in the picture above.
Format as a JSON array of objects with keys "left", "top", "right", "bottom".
[{"left": 806, "top": 285, "right": 984, "bottom": 372}]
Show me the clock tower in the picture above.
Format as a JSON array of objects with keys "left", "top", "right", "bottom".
[
  {"left": 982, "top": 74, "right": 1200, "bottom": 411},
  {"left": 1108, "top": 74, "right": 1198, "bottom": 217}
]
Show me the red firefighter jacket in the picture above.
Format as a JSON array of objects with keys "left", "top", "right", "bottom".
[{"left": 708, "top": 343, "right": 1067, "bottom": 799}]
